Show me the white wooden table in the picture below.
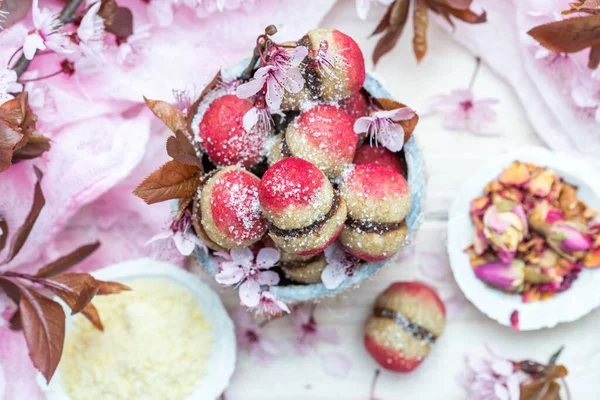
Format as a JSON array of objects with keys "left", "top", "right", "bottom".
[{"left": 194, "top": 1, "right": 600, "bottom": 398}]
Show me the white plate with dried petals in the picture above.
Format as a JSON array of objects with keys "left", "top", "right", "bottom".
[
  {"left": 448, "top": 146, "right": 600, "bottom": 331},
  {"left": 38, "top": 258, "right": 235, "bottom": 400}
]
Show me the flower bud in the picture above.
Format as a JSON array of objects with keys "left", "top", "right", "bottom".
[
  {"left": 549, "top": 222, "right": 592, "bottom": 254},
  {"left": 483, "top": 201, "right": 527, "bottom": 262},
  {"left": 474, "top": 259, "right": 525, "bottom": 292}
]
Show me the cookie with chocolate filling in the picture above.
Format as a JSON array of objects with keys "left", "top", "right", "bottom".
[
  {"left": 339, "top": 164, "right": 411, "bottom": 261},
  {"left": 280, "top": 252, "right": 327, "bottom": 284},
  {"left": 200, "top": 166, "right": 266, "bottom": 249},
  {"left": 364, "top": 282, "right": 446, "bottom": 373},
  {"left": 259, "top": 158, "right": 346, "bottom": 256},
  {"left": 268, "top": 105, "right": 358, "bottom": 179}
]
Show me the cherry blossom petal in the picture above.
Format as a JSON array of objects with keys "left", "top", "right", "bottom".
[
  {"left": 317, "top": 326, "right": 340, "bottom": 344},
  {"left": 145, "top": 230, "right": 173, "bottom": 245},
  {"left": 23, "top": 33, "right": 45, "bottom": 60},
  {"left": 418, "top": 252, "right": 450, "bottom": 281},
  {"left": 494, "top": 382, "right": 510, "bottom": 400},
  {"left": 287, "top": 45, "right": 309, "bottom": 68},
  {"left": 236, "top": 68, "right": 270, "bottom": 99},
  {"left": 321, "top": 352, "right": 352, "bottom": 379},
  {"left": 77, "top": 1, "right": 101, "bottom": 43},
  {"left": 172, "top": 230, "right": 196, "bottom": 256},
  {"left": 257, "top": 270, "right": 280, "bottom": 286},
  {"left": 378, "top": 123, "right": 405, "bottom": 152},
  {"left": 239, "top": 279, "right": 261, "bottom": 307},
  {"left": 256, "top": 247, "right": 280, "bottom": 269},
  {"left": 230, "top": 247, "right": 254, "bottom": 267},
  {"left": 279, "top": 67, "right": 305, "bottom": 94},
  {"left": 354, "top": 116, "right": 373, "bottom": 134},
  {"left": 444, "top": 293, "right": 467, "bottom": 321},
  {"left": 321, "top": 262, "right": 347, "bottom": 289},
  {"left": 215, "top": 264, "right": 245, "bottom": 286},
  {"left": 242, "top": 107, "right": 259, "bottom": 131},
  {"left": 507, "top": 374, "right": 521, "bottom": 400},
  {"left": 355, "top": 0, "right": 372, "bottom": 20},
  {"left": 265, "top": 75, "right": 285, "bottom": 110}
]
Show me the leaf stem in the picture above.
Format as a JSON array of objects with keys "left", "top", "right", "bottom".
[
  {"left": 13, "top": 0, "right": 85, "bottom": 78},
  {"left": 19, "top": 69, "right": 64, "bottom": 83},
  {"left": 468, "top": 56, "right": 481, "bottom": 91},
  {"left": 369, "top": 369, "right": 381, "bottom": 400}
]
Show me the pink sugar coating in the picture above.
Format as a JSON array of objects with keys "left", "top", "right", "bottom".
[
  {"left": 199, "top": 94, "right": 262, "bottom": 167},
  {"left": 344, "top": 164, "right": 409, "bottom": 200},
  {"left": 331, "top": 29, "right": 365, "bottom": 95},
  {"left": 259, "top": 158, "right": 326, "bottom": 212},
  {"left": 295, "top": 104, "right": 357, "bottom": 162},
  {"left": 353, "top": 145, "right": 404, "bottom": 175},
  {"left": 339, "top": 91, "right": 369, "bottom": 120},
  {"left": 210, "top": 169, "right": 266, "bottom": 241}
]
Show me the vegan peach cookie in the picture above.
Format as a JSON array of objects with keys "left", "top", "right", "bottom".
[{"left": 466, "top": 161, "right": 600, "bottom": 302}]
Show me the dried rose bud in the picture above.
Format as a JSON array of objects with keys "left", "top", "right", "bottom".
[
  {"left": 474, "top": 259, "right": 525, "bottom": 292},
  {"left": 483, "top": 201, "right": 528, "bottom": 262},
  {"left": 548, "top": 222, "right": 592, "bottom": 254},
  {"left": 528, "top": 200, "right": 558, "bottom": 236}
]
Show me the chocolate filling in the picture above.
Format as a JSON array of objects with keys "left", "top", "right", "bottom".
[
  {"left": 374, "top": 308, "right": 437, "bottom": 344},
  {"left": 266, "top": 192, "right": 341, "bottom": 238},
  {"left": 278, "top": 255, "right": 321, "bottom": 269},
  {"left": 346, "top": 218, "right": 406, "bottom": 234},
  {"left": 280, "top": 134, "right": 293, "bottom": 158}
]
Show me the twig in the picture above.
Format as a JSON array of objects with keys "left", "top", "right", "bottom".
[
  {"left": 12, "top": 0, "right": 85, "bottom": 78},
  {"left": 240, "top": 47, "right": 260, "bottom": 81}
]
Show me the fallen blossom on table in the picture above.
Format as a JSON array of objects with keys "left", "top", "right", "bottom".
[
  {"left": 234, "top": 308, "right": 280, "bottom": 364},
  {"left": 430, "top": 89, "right": 498, "bottom": 134},
  {"left": 292, "top": 305, "right": 340, "bottom": 355}
]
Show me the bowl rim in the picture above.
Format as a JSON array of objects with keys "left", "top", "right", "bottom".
[
  {"left": 194, "top": 60, "right": 427, "bottom": 302},
  {"left": 37, "top": 258, "right": 236, "bottom": 400},
  {"left": 447, "top": 146, "right": 600, "bottom": 330}
]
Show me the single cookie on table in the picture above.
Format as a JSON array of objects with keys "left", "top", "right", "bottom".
[
  {"left": 364, "top": 282, "right": 446, "bottom": 373},
  {"left": 280, "top": 252, "right": 327, "bottom": 284},
  {"left": 259, "top": 158, "right": 346, "bottom": 256},
  {"left": 282, "top": 29, "right": 366, "bottom": 110},
  {"left": 200, "top": 166, "right": 266, "bottom": 249},
  {"left": 195, "top": 94, "right": 269, "bottom": 168},
  {"left": 339, "top": 164, "right": 411, "bottom": 261},
  {"left": 353, "top": 144, "right": 405, "bottom": 175},
  {"left": 269, "top": 104, "right": 358, "bottom": 178}
]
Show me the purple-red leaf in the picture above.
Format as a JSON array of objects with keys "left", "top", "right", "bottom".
[
  {"left": 144, "top": 97, "right": 188, "bottom": 134},
  {"left": 371, "top": 2, "right": 394, "bottom": 36},
  {"left": 96, "top": 280, "right": 131, "bottom": 295},
  {"left": 36, "top": 241, "right": 100, "bottom": 278},
  {"left": 372, "top": 0, "right": 410, "bottom": 65},
  {"left": 0, "top": 218, "right": 7, "bottom": 252},
  {"left": 1, "top": 166, "right": 45, "bottom": 264},
  {"left": 81, "top": 303, "right": 103, "bottom": 330},
  {"left": 133, "top": 160, "right": 201, "bottom": 204},
  {"left": 589, "top": 44, "right": 600, "bottom": 68},
  {"left": 99, "top": 0, "right": 118, "bottom": 26},
  {"left": 413, "top": 0, "right": 429, "bottom": 63},
  {"left": 12, "top": 134, "right": 51, "bottom": 163},
  {"left": 166, "top": 130, "right": 202, "bottom": 167},
  {"left": 528, "top": 14, "right": 600, "bottom": 54},
  {"left": 18, "top": 283, "right": 65, "bottom": 382},
  {"left": 105, "top": 6, "right": 134, "bottom": 39}
]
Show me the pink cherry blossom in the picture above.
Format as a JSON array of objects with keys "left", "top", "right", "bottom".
[
  {"left": 430, "top": 89, "right": 498, "bottom": 134},
  {"left": 242, "top": 105, "right": 274, "bottom": 135},
  {"left": 68, "top": 1, "right": 106, "bottom": 74},
  {"left": 146, "top": 0, "right": 176, "bottom": 27},
  {"left": 321, "top": 352, "right": 353, "bottom": 379},
  {"left": 571, "top": 83, "right": 600, "bottom": 123},
  {"left": 117, "top": 25, "right": 152, "bottom": 68},
  {"left": 292, "top": 305, "right": 340, "bottom": 355},
  {"left": 0, "top": 291, "right": 15, "bottom": 327},
  {"left": 0, "top": 68, "right": 21, "bottom": 104},
  {"left": 354, "top": 107, "right": 416, "bottom": 152},
  {"left": 321, "top": 243, "right": 359, "bottom": 290},
  {"left": 234, "top": 308, "right": 280, "bottom": 364},
  {"left": 311, "top": 39, "right": 348, "bottom": 78},
  {"left": 22, "top": 0, "right": 72, "bottom": 60},
  {"left": 236, "top": 46, "right": 308, "bottom": 110},
  {"left": 355, "top": 0, "right": 395, "bottom": 20},
  {"left": 0, "top": 8, "right": 8, "bottom": 30},
  {"left": 215, "top": 247, "right": 280, "bottom": 307},
  {"left": 254, "top": 290, "right": 290, "bottom": 317},
  {"left": 146, "top": 209, "right": 207, "bottom": 257},
  {"left": 460, "top": 345, "right": 527, "bottom": 400}
]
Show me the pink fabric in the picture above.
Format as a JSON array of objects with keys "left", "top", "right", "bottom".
[
  {"left": 434, "top": 0, "right": 600, "bottom": 165},
  {"left": 0, "top": 1, "right": 336, "bottom": 397}
]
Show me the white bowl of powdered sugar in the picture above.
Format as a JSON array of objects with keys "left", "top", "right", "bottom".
[{"left": 38, "top": 258, "right": 235, "bottom": 400}]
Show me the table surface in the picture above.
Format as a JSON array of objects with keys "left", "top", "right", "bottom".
[{"left": 193, "top": 1, "right": 600, "bottom": 398}]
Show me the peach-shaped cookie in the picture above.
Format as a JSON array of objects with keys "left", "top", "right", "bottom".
[
  {"left": 259, "top": 158, "right": 346, "bottom": 255},
  {"left": 340, "top": 91, "right": 369, "bottom": 120},
  {"left": 198, "top": 94, "right": 268, "bottom": 167},
  {"left": 280, "top": 252, "right": 327, "bottom": 284},
  {"left": 353, "top": 145, "right": 405, "bottom": 175},
  {"left": 339, "top": 164, "right": 411, "bottom": 261},
  {"left": 272, "top": 105, "right": 357, "bottom": 178},
  {"left": 364, "top": 282, "right": 446, "bottom": 373},
  {"left": 200, "top": 166, "right": 266, "bottom": 249}
]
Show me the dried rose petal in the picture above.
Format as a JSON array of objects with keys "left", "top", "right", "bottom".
[
  {"left": 483, "top": 202, "right": 527, "bottom": 263},
  {"left": 470, "top": 196, "right": 490, "bottom": 216},
  {"left": 528, "top": 170, "right": 556, "bottom": 197},
  {"left": 510, "top": 310, "right": 519, "bottom": 330},
  {"left": 584, "top": 247, "right": 600, "bottom": 268},
  {"left": 499, "top": 161, "right": 531, "bottom": 187},
  {"left": 524, "top": 265, "right": 560, "bottom": 284},
  {"left": 522, "top": 288, "right": 541, "bottom": 303},
  {"left": 497, "top": 187, "right": 524, "bottom": 203},
  {"left": 484, "top": 180, "right": 503, "bottom": 194}
]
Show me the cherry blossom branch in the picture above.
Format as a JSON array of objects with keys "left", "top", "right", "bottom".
[{"left": 12, "top": 0, "right": 85, "bottom": 77}]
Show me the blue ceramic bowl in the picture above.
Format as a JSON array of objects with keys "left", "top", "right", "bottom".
[{"left": 195, "top": 61, "right": 426, "bottom": 302}]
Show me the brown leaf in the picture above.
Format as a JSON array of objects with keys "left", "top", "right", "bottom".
[
  {"left": 81, "top": 303, "right": 103, "bottom": 330},
  {"left": 18, "top": 282, "right": 65, "bottom": 382},
  {"left": 35, "top": 273, "right": 97, "bottom": 314},
  {"left": 0, "top": 124, "right": 23, "bottom": 172},
  {"left": 0, "top": 218, "right": 7, "bottom": 252},
  {"left": 413, "top": 0, "right": 429, "bottom": 63},
  {"left": 11, "top": 134, "right": 51, "bottom": 163},
  {"left": 36, "top": 241, "right": 101, "bottom": 278},
  {"left": 144, "top": 97, "right": 188, "bottom": 134},
  {"left": 371, "top": 2, "right": 394, "bottom": 36},
  {"left": 99, "top": 0, "right": 118, "bottom": 26},
  {"left": 372, "top": 0, "right": 410, "bottom": 65},
  {"left": 375, "top": 98, "right": 419, "bottom": 142},
  {"left": 520, "top": 380, "right": 561, "bottom": 400},
  {"left": 133, "top": 160, "right": 201, "bottom": 204},
  {"left": 96, "top": 280, "right": 131, "bottom": 295},
  {"left": 528, "top": 14, "right": 600, "bottom": 53},
  {"left": 166, "top": 130, "right": 202, "bottom": 167},
  {"left": 589, "top": 43, "right": 600, "bottom": 68},
  {"left": 442, "top": 4, "right": 487, "bottom": 24},
  {"left": 186, "top": 70, "right": 223, "bottom": 126},
  {"left": 1, "top": 166, "right": 45, "bottom": 264},
  {"left": 105, "top": 7, "right": 134, "bottom": 39}
]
